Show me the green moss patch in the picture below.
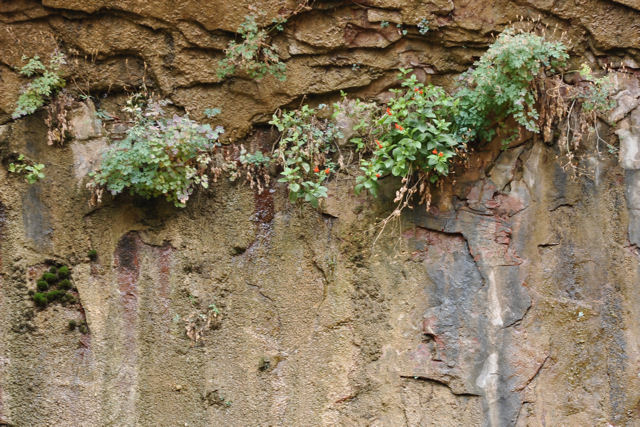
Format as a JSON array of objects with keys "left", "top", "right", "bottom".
[{"left": 31, "top": 264, "right": 76, "bottom": 309}]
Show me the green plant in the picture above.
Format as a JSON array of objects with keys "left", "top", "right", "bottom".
[
  {"left": 219, "top": 145, "right": 273, "bottom": 194},
  {"left": 78, "top": 322, "right": 88, "bottom": 334},
  {"left": 351, "top": 30, "right": 572, "bottom": 200},
  {"left": 577, "top": 64, "right": 615, "bottom": 113},
  {"left": 418, "top": 18, "right": 430, "bottom": 35},
  {"left": 42, "top": 272, "right": 57, "bottom": 283},
  {"left": 36, "top": 280, "right": 49, "bottom": 292},
  {"left": 238, "top": 147, "right": 271, "bottom": 167},
  {"left": 204, "top": 108, "right": 221, "bottom": 118},
  {"left": 380, "top": 21, "right": 389, "bottom": 28},
  {"left": 268, "top": 29, "right": 613, "bottom": 212},
  {"left": 270, "top": 104, "right": 342, "bottom": 208},
  {"left": 68, "top": 320, "right": 77, "bottom": 331},
  {"left": 59, "top": 279, "right": 72, "bottom": 290},
  {"left": 208, "top": 303, "right": 220, "bottom": 315},
  {"left": 45, "top": 289, "right": 66, "bottom": 302},
  {"left": 57, "top": 265, "right": 70, "bottom": 279},
  {"left": 537, "top": 62, "right": 617, "bottom": 166},
  {"left": 33, "top": 293, "right": 48, "bottom": 307},
  {"left": 185, "top": 301, "right": 222, "bottom": 343},
  {"left": 89, "top": 97, "right": 224, "bottom": 207},
  {"left": 12, "top": 52, "right": 66, "bottom": 119},
  {"left": 8, "top": 154, "right": 45, "bottom": 184},
  {"left": 355, "top": 71, "right": 461, "bottom": 197},
  {"left": 217, "top": 14, "right": 287, "bottom": 81},
  {"left": 455, "top": 29, "right": 568, "bottom": 145},
  {"left": 87, "top": 249, "right": 98, "bottom": 261},
  {"left": 31, "top": 264, "right": 78, "bottom": 311}
]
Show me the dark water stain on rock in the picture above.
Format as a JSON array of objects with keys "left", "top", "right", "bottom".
[
  {"left": 254, "top": 188, "right": 274, "bottom": 225},
  {"left": 242, "top": 187, "right": 275, "bottom": 257},
  {"left": 114, "top": 232, "right": 141, "bottom": 344},
  {"left": 21, "top": 185, "right": 52, "bottom": 251}
]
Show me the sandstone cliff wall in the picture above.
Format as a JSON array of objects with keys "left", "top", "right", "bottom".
[{"left": 1, "top": 1, "right": 640, "bottom": 426}]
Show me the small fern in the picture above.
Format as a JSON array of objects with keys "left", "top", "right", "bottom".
[{"left": 12, "top": 52, "right": 66, "bottom": 119}]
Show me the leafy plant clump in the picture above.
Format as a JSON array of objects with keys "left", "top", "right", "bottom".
[
  {"left": 455, "top": 29, "right": 569, "bottom": 145},
  {"left": 221, "top": 145, "right": 273, "bottom": 195},
  {"left": 217, "top": 14, "right": 287, "bottom": 81},
  {"left": 8, "top": 154, "right": 45, "bottom": 184},
  {"left": 269, "top": 28, "right": 614, "bottom": 211},
  {"left": 12, "top": 52, "right": 66, "bottom": 119},
  {"left": 355, "top": 72, "right": 461, "bottom": 198},
  {"left": 270, "top": 104, "right": 342, "bottom": 208},
  {"left": 89, "top": 96, "right": 224, "bottom": 207}
]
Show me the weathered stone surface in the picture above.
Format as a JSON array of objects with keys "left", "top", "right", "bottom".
[
  {"left": 609, "top": 90, "right": 640, "bottom": 123},
  {"left": 70, "top": 137, "right": 108, "bottom": 181},
  {"left": 68, "top": 100, "right": 103, "bottom": 141},
  {"left": 1, "top": 1, "right": 640, "bottom": 426},
  {"left": 617, "top": 109, "right": 640, "bottom": 170}
]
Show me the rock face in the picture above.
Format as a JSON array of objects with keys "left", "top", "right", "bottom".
[{"left": 1, "top": 1, "right": 640, "bottom": 426}]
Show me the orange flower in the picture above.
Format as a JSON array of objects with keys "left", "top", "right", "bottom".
[
  {"left": 432, "top": 149, "right": 438, "bottom": 154},
  {"left": 386, "top": 107, "right": 392, "bottom": 116},
  {"left": 414, "top": 87, "right": 419, "bottom": 92},
  {"left": 419, "top": 90, "right": 423, "bottom": 95},
  {"left": 438, "top": 152, "right": 443, "bottom": 157},
  {"left": 313, "top": 166, "right": 320, "bottom": 173},
  {"left": 375, "top": 139, "right": 383, "bottom": 149},
  {"left": 394, "top": 123, "right": 404, "bottom": 131},
  {"left": 376, "top": 173, "right": 381, "bottom": 178},
  {"left": 325, "top": 168, "right": 330, "bottom": 174}
]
